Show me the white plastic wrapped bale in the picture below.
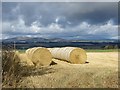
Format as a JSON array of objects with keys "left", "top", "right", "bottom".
[
  {"left": 26, "top": 47, "right": 52, "bottom": 66},
  {"left": 48, "top": 47, "right": 87, "bottom": 64}
]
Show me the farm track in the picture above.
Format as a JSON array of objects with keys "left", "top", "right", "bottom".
[{"left": 17, "top": 52, "right": 118, "bottom": 88}]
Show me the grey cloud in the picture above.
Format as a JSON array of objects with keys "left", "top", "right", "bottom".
[
  {"left": 2, "top": 17, "right": 118, "bottom": 40},
  {"left": 2, "top": 2, "right": 118, "bottom": 39},
  {"left": 2, "top": 2, "right": 118, "bottom": 26}
]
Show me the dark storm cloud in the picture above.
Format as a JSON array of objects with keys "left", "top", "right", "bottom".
[
  {"left": 2, "top": 2, "right": 118, "bottom": 26},
  {"left": 118, "top": 2, "right": 120, "bottom": 24},
  {"left": 65, "top": 3, "right": 118, "bottom": 25},
  {"left": 2, "top": 2, "right": 19, "bottom": 21},
  {"left": 2, "top": 2, "right": 118, "bottom": 39}
]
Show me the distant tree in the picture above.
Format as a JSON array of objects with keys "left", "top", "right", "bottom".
[
  {"left": 104, "top": 45, "right": 114, "bottom": 49},
  {"left": 114, "top": 45, "right": 118, "bottom": 49}
]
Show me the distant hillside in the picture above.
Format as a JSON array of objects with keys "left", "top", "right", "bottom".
[
  {"left": 2, "top": 36, "right": 119, "bottom": 49},
  {"left": 2, "top": 36, "right": 118, "bottom": 43},
  {"left": 2, "top": 36, "right": 69, "bottom": 43}
]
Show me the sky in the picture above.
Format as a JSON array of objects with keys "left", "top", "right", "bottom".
[{"left": 2, "top": 2, "right": 119, "bottom": 40}]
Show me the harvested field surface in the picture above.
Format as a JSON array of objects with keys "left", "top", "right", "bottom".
[{"left": 17, "top": 52, "right": 118, "bottom": 88}]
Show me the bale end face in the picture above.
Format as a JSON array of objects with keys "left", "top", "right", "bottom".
[
  {"left": 26, "top": 47, "right": 52, "bottom": 67},
  {"left": 69, "top": 48, "right": 87, "bottom": 64},
  {"left": 18, "top": 53, "right": 34, "bottom": 67}
]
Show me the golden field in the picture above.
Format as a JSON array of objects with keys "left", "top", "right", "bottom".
[{"left": 14, "top": 52, "right": 118, "bottom": 88}]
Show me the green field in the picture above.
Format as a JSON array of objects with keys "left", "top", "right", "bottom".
[
  {"left": 18, "top": 49, "right": 119, "bottom": 53},
  {"left": 86, "top": 49, "right": 119, "bottom": 52}
]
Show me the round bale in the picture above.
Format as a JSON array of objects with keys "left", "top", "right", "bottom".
[
  {"left": 26, "top": 47, "right": 52, "bottom": 66},
  {"left": 18, "top": 53, "right": 34, "bottom": 67},
  {"left": 48, "top": 47, "right": 87, "bottom": 64}
]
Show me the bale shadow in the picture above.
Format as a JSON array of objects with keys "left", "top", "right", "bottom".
[
  {"left": 85, "top": 61, "right": 89, "bottom": 64},
  {"left": 50, "top": 61, "right": 57, "bottom": 65}
]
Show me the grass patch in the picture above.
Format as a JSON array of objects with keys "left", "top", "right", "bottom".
[
  {"left": 18, "top": 49, "right": 26, "bottom": 53},
  {"left": 86, "top": 49, "right": 119, "bottom": 52},
  {"left": 18, "top": 49, "right": 119, "bottom": 53}
]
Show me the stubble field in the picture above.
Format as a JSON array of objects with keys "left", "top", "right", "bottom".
[{"left": 16, "top": 52, "right": 118, "bottom": 88}]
